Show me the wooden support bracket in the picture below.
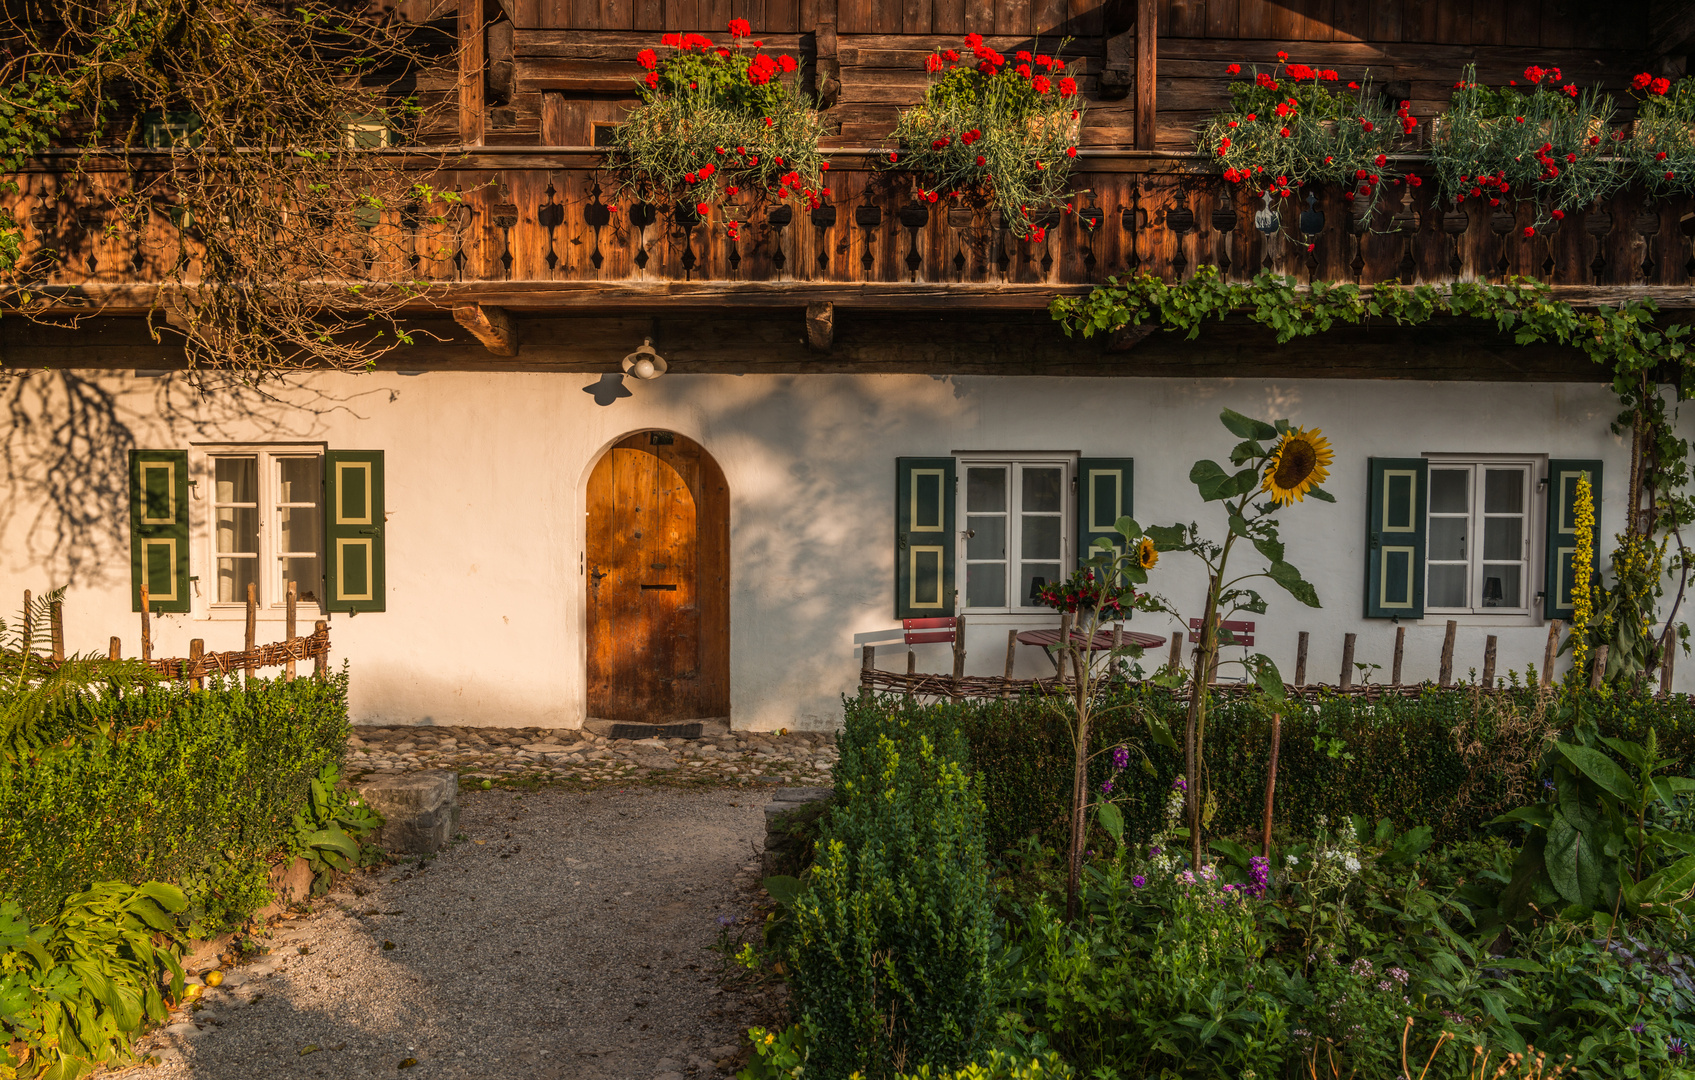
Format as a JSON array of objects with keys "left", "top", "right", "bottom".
[
  {"left": 453, "top": 303, "right": 520, "bottom": 356},
  {"left": 805, "top": 301, "right": 834, "bottom": 352}
]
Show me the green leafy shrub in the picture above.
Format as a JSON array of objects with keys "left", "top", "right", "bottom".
[
  {"left": 289, "top": 762, "right": 385, "bottom": 894},
  {"left": 897, "top": 1051, "right": 1075, "bottom": 1079},
  {"left": 885, "top": 34, "right": 1084, "bottom": 238},
  {"left": 790, "top": 718, "right": 995, "bottom": 1079},
  {"left": 0, "top": 882, "right": 188, "bottom": 1080},
  {"left": 0, "top": 672, "right": 351, "bottom": 929},
  {"left": 844, "top": 685, "right": 1695, "bottom": 858}
]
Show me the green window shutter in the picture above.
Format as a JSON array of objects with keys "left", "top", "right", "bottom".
[
  {"left": 1076, "top": 458, "right": 1134, "bottom": 560},
  {"left": 1544, "top": 459, "right": 1602, "bottom": 621},
  {"left": 1365, "top": 457, "right": 1427, "bottom": 619},
  {"left": 129, "top": 450, "right": 192, "bottom": 613},
  {"left": 896, "top": 458, "right": 955, "bottom": 619},
  {"left": 324, "top": 451, "right": 386, "bottom": 613}
]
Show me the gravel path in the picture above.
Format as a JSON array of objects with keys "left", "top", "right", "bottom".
[{"left": 126, "top": 785, "right": 784, "bottom": 1080}]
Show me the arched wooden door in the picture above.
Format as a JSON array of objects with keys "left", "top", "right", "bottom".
[{"left": 586, "top": 432, "right": 729, "bottom": 722}]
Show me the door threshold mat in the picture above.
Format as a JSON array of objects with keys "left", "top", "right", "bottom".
[{"left": 608, "top": 721, "right": 704, "bottom": 740}]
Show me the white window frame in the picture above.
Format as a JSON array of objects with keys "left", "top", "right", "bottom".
[
  {"left": 191, "top": 445, "right": 326, "bottom": 621},
  {"left": 1422, "top": 454, "right": 1544, "bottom": 626},
  {"left": 955, "top": 455, "right": 1073, "bottom": 615}
]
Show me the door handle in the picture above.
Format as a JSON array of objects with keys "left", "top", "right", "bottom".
[{"left": 589, "top": 565, "right": 609, "bottom": 586}]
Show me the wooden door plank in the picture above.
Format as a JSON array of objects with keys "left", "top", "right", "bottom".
[
  {"left": 1331, "top": 0, "right": 1368, "bottom": 40},
  {"left": 937, "top": 0, "right": 969, "bottom": 33},
  {"left": 1237, "top": 0, "right": 1274, "bottom": 37},
  {"left": 1368, "top": 0, "right": 1403, "bottom": 40},
  {"left": 1435, "top": 0, "right": 1474, "bottom": 45},
  {"left": 1205, "top": 0, "right": 1239, "bottom": 38}
]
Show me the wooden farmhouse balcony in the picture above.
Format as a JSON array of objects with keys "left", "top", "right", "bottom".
[{"left": 9, "top": 149, "right": 1695, "bottom": 315}]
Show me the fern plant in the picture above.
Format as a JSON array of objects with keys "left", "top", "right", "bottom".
[{"left": 0, "top": 588, "right": 156, "bottom": 759}]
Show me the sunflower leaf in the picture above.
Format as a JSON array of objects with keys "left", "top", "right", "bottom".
[
  {"left": 1229, "top": 439, "right": 1265, "bottom": 466},
  {"left": 1113, "top": 516, "right": 1142, "bottom": 541},
  {"left": 1304, "top": 484, "right": 1337, "bottom": 503},
  {"left": 1252, "top": 535, "right": 1286, "bottom": 563},
  {"left": 1146, "top": 524, "right": 1188, "bottom": 551},
  {"left": 1267, "top": 561, "right": 1321, "bottom": 608},
  {"left": 1219, "top": 409, "right": 1278, "bottom": 441},
  {"left": 1190, "top": 459, "right": 1229, "bottom": 501}
]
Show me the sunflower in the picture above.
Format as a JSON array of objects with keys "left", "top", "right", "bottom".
[
  {"left": 1262, "top": 427, "right": 1333, "bottom": 505},
  {"left": 1136, "top": 536, "right": 1159, "bottom": 570}
]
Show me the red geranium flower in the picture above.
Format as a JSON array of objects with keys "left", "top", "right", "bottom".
[
  {"left": 964, "top": 32, "right": 983, "bottom": 47},
  {"left": 1524, "top": 65, "right": 1545, "bottom": 83},
  {"left": 637, "top": 48, "right": 657, "bottom": 69},
  {"left": 1032, "top": 75, "right": 1051, "bottom": 93},
  {"left": 1226, "top": 63, "right": 1241, "bottom": 74},
  {"left": 1522, "top": 226, "right": 1535, "bottom": 237},
  {"left": 926, "top": 53, "right": 943, "bottom": 73},
  {"left": 975, "top": 155, "right": 987, "bottom": 166},
  {"left": 644, "top": 71, "right": 659, "bottom": 89},
  {"left": 697, "top": 202, "right": 711, "bottom": 215},
  {"left": 1651, "top": 77, "right": 1672, "bottom": 95},
  {"left": 778, "top": 53, "right": 797, "bottom": 72},
  {"left": 1059, "top": 77, "right": 1077, "bottom": 95},
  {"left": 1066, "top": 145, "right": 1078, "bottom": 157},
  {"left": 1551, "top": 209, "right": 1564, "bottom": 219},
  {"left": 728, "top": 17, "right": 751, "bottom": 37},
  {"left": 1632, "top": 72, "right": 1654, "bottom": 91}
]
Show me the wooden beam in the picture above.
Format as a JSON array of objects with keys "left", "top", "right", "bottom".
[
  {"left": 1651, "top": 0, "right": 1695, "bottom": 60},
  {"left": 459, "top": 0, "right": 486, "bottom": 147},
  {"left": 805, "top": 301, "right": 834, "bottom": 351},
  {"left": 1134, "top": 0, "right": 1157, "bottom": 151},
  {"left": 453, "top": 303, "right": 520, "bottom": 355}
]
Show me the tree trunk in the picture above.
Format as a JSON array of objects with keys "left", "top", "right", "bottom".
[
  {"left": 1184, "top": 578, "right": 1218, "bottom": 870},
  {"left": 1065, "top": 662, "right": 1090, "bottom": 921}
]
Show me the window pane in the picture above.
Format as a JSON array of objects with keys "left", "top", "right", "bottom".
[
  {"left": 966, "top": 468, "right": 1006, "bottom": 513},
  {"left": 279, "top": 505, "right": 320, "bottom": 556},
  {"left": 966, "top": 515, "right": 1005, "bottom": 560},
  {"left": 1022, "top": 468, "right": 1063, "bottom": 513},
  {"left": 218, "top": 557, "right": 256, "bottom": 604},
  {"left": 216, "top": 506, "right": 257, "bottom": 555},
  {"left": 277, "top": 457, "right": 319, "bottom": 504},
  {"left": 1482, "top": 565, "right": 1521, "bottom": 608},
  {"left": 1483, "top": 469, "right": 1524, "bottom": 513},
  {"left": 1429, "top": 469, "right": 1469, "bottom": 514},
  {"left": 215, "top": 457, "right": 257, "bottom": 503},
  {"left": 282, "top": 558, "right": 321, "bottom": 605},
  {"left": 966, "top": 563, "right": 1007, "bottom": 608},
  {"left": 1429, "top": 518, "right": 1467, "bottom": 561},
  {"left": 1428, "top": 564, "right": 1468, "bottom": 608},
  {"left": 1483, "top": 516, "right": 1523, "bottom": 561},
  {"left": 1021, "top": 564, "right": 1062, "bottom": 604},
  {"left": 1022, "top": 516, "right": 1062, "bottom": 561}
]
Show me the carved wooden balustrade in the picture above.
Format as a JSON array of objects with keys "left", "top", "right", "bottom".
[{"left": 9, "top": 149, "right": 1695, "bottom": 311}]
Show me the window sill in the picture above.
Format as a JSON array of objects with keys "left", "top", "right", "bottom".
[
  {"left": 201, "top": 604, "right": 325, "bottom": 623},
  {"left": 1418, "top": 613, "right": 1540, "bottom": 629}
]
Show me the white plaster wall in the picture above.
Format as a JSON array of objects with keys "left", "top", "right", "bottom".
[{"left": 0, "top": 369, "right": 1681, "bottom": 730}]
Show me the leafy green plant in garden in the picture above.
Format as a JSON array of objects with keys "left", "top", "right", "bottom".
[
  {"left": 1430, "top": 63, "right": 1622, "bottom": 232},
  {"left": 1623, "top": 73, "right": 1695, "bottom": 197},
  {"left": 1145, "top": 409, "right": 1328, "bottom": 868},
  {"left": 885, "top": 34, "right": 1083, "bottom": 238},
  {"left": 0, "top": 882, "right": 189, "bottom": 1080},
  {"left": 606, "top": 21, "right": 832, "bottom": 236},
  {"left": 1197, "top": 52, "right": 1414, "bottom": 228},
  {"left": 0, "top": 588, "right": 156, "bottom": 758},
  {"left": 1496, "top": 710, "right": 1695, "bottom": 923},
  {"left": 289, "top": 763, "right": 385, "bottom": 894},
  {"left": 789, "top": 723, "right": 994, "bottom": 1079}
]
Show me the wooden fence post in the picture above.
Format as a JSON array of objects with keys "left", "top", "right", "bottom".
[
  {"left": 108, "top": 637, "right": 120, "bottom": 661},
  {"left": 244, "top": 583, "right": 257, "bottom": 683},
  {"left": 1482, "top": 635, "right": 1498, "bottom": 688},
  {"left": 189, "top": 639, "right": 204, "bottom": 691},
  {"left": 905, "top": 648, "right": 916, "bottom": 697},
  {"left": 1661, "top": 639, "right": 1675, "bottom": 698},
  {"left": 21, "top": 590, "right": 31, "bottom": 654},
  {"left": 1059, "top": 611, "right": 1073, "bottom": 682},
  {"left": 1167, "top": 633, "right": 1183, "bottom": 677},
  {"left": 1262, "top": 712, "right": 1281, "bottom": 862},
  {"left": 285, "top": 581, "right": 298, "bottom": 682},
  {"left": 1391, "top": 626, "right": 1405, "bottom": 685},
  {"left": 1438, "top": 620, "right": 1457, "bottom": 686},
  {"left": 1590, "top": 645, "right": 1609, "bottom": 689},
  {"left": 1003, "top": 630, "right": 1018, "bottom": 697},
  {"left": 1294, "top": 631, "right": 1309, "bottom": 685},
  {"left": 1339, "top": 633, "right": 1356, "bottom": 688},
  {"left": 1542, "top": 620, "right": 1563, "bottom": 687},
  {"left": 951, "top": 614, "right": 966, "bottom": 697},
  {"left": 859, "top": 644, "right": 874, "bottom": 699},
  {"left": 49, "top": 599, "right": 63, "bottom": 663},
  {"left": 313, "top": 620, "right": 328, "bottom": 680},
  {"left": 139, "top": 584, "right": 151, "bottom": 662}
]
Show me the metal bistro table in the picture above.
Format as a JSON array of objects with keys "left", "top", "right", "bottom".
[{"left": 1016, "top": 626, "right": 1168, "bottom": 675}]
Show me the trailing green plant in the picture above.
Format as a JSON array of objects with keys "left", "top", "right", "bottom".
[
  {"left": 289, "top": 762, "right": 385, "bottom": 895},
  {"left": 0, "top": 882, "right": 189, "bottom": 1080},
  {"left": 1142, "top": 409, "right": 1328, "bottom": 869},
  {"left": 1430, "top": 63, "right": 1622, "bottom": 232},
  {"left": 1495, "top": 709, "right": 1695, "bottom": 923},
  {"left": 606, "top": 21, "right": 831, "bottom": 238},
  {"left": 896, "top": 1051, "right": 1077, "bottom": 1079},
  {"left": 790, "top": 720, "right": 995, "bottom": 1079},
  {"left": 0, "top": 588, "right": 156, "bottom": 759},
  {"left": 1624, "top": 73, "right": 1695, "bottom": 197},
  {"left": 1197, "top": 51, "right": 1415, "bottom": 228},
  {"left": 0, "top": 672, "right": 350, "bottom": 928},
  {"left": 884, "top": 34, "right": 1083, "bottom": 239}
]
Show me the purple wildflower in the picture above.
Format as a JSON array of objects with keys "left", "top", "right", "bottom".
[
  {"left": 1149, "top": 845, "right": 1162, "bottom": 856},
  {"left": 1172, "top": 777, "right": 1188, "bottom": 792},
  {"left": 1245, "top": 855, "right": 1270, "bottom": 899},
  {"left": 1630, "top": 1023, "right": 1647, "bottom": 1034},
  {"left": 1670, "top": 1038, "right": 1688, "bottom": 1058},
  {"left": 1101, "top": 779, "right": 1114, "bottom": 794},
  {"left": 1112, "top": 746, "right": 1131, "bottom": 771},
  {"left": 1132, "top": 874, "right": 1146, "bottom": 888}
]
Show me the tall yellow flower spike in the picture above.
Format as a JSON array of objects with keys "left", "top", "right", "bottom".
[
  {"left": 1262, "top": 427, "right": 1334, "bottom": 506},
  {"left": 1570, "top": 474, "right": 1595, "bottom": 679}
]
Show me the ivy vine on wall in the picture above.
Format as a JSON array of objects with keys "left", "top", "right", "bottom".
[{"left": 1050, "top": 267, "right": 1694, "bottom": 684}]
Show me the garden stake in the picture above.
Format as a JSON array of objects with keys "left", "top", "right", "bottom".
[
  {"left": 1542, "top": 619, "right": 1562, "bottom": 686},
  {"left": 1591, "top": 645, "right": 1609, "bottom": 689},
  {"left": 108, "top": 637, "right": 120, "bottom": 661},
  {"left": 1339, "top": 632, "right": 1355, "bottom": 687},
  {"left": 49, "top": 599, "right": 63, "bottom": 663},
  {"left": 1167, "top": 634, "right": 1182, "bottom": 677},
  {"left": 285, "top": 580, "right": 298, "bottom": 681},
  {"left": 1661, "top": 640, "right": 1674, "bottom": 697},
  {"left": 1262, "top": 711, "right": 1280, "bottom": 861},
  {"left": 1392, "top": 625, "right": 1405, "bottom": 684},
  {"left": 314, "top": 620, "right": 328, "bottom": 680},
  {"left": 1295, "top": 630, "right": 1308, "bottom": 684},
  {"left": 245, "top": 583, "right": 258, "bottom": 682},
  {"left": 1439, "top": 619, "right": 1456, "bottom": 686},
  {"left": 1483, "top": 634, "right": 1498, "bottom": 687},
  {"left": 189, "top": 639, "right": 204, "bottom": 690},
  {"left": 20, "top": 590, "right": 30, "bottom": 657},
  {"left": 139, "top": 584, "right": 151, "bottom": 662},
  {"left": 1002, "top": 629, "right": 1017, "bottom": 694},
  {"left": 859, "top": 644, "right": 874, "bottom": 700}
]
